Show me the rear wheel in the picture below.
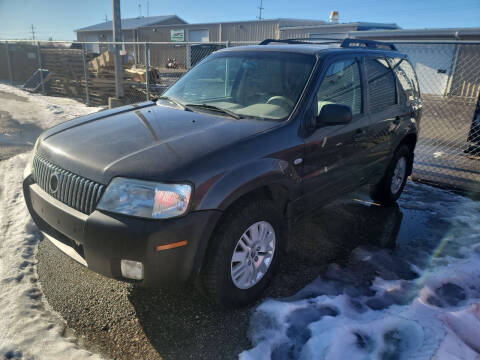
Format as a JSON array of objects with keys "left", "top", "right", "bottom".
[
  {"left": 201, "top": 198, "right": 285, "bottom": 308},
  {"left": 370, "top": 145, "right": 411, "bottom": 206}
]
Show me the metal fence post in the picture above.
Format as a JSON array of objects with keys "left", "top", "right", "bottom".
[
  {"left": 112, "top": 0, "right": 124, "bottom": 99},
  {"left": 36, "top": 41, "right": 45, "bottom": 94},
  {"left": 186, "top": 43, "right": 192, "bottom": 70},
  {"left": 5, "top": 42, "right": 13, "bottom": 85},
  {"left": 81, "top": 43, "right": 90, "bottom": 106},
  {"left": 145, "top": 42, "right": 150, "bottom": 101}
]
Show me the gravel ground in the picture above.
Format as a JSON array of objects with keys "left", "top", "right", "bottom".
[{"left": 36, "top": 189, "right": 405, "bottom": 360}]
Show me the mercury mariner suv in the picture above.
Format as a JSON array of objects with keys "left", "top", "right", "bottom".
[{"left": 23, "top": 38, "right": 421, "bottom": 307}]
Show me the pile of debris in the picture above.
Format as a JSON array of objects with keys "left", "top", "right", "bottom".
[
  {"left": 86, "top": 51, "right": 160, "bottom": 106},
  {"left": 22, "top": 49, "right": 162, "bottom": 106}
]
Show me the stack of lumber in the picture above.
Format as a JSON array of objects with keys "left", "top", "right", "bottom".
[
  {"left": 85, "top": 51, "right": 161, "bottom": 106},
  {"left": 34, "top": 49, "right": 162, "bottom": 106},
  {"left": 40, "top": 48, "right": 94, "bottom": 101}
]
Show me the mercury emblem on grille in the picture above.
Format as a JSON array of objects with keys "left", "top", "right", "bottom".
[{"left": 49, "top": 172, "right": 60, "bottom": 194}]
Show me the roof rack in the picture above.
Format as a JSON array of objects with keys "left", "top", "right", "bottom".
[
  {"left": 259, "top": 38, "right": 342, "bottom": 45},
  {"left": 341, "top": 38, "right": 397, "bottom": 51},
  {"left": 258, "top": 37, "right": 397, "bottom": 51}
]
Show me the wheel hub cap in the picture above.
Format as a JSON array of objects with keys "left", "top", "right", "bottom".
[
  {"left": 391, "top": 156, "right": 407, "bottom": 194},
  {"left": 230, "top": 221, "right": 276, "bottom": 290}
]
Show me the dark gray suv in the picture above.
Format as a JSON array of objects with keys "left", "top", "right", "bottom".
[{"left": 23, "top": 39, "right": 421, "bottom": 307}]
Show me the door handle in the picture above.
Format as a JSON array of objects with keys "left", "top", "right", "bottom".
[
  {"left": 353, "top": 129, "right": 366, "bottom": 142},
  {"left": 393, "top": 116, "right": 401, "bottom": 125}
]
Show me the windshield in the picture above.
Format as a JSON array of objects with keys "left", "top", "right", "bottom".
[{"left": 162, "top": 52, "right": 316, "bottom": 121}]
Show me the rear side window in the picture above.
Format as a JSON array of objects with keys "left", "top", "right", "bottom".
[
  {"left": 316, "top": 59, "right": 362, "bottom": 115},
  {"left": 365, "top": 58, "right": 396, "bottom": 113},
  {"left": 388, "top": 57, "right": 420, "bottom": 105}
]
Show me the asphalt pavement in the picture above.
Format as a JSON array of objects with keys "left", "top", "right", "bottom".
[{"left": 36, "top": 190, "right": 406, "bottom": 360}]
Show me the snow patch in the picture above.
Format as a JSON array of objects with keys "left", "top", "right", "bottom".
[
  {"left": 0, "top": 155, "right": 102, "bottom": 359},
  {"left": 241, "top": 183, "right": 480, "bottom": 360},
  {"left": 0, "top": 83, "right": 102, "bottom": 130}
]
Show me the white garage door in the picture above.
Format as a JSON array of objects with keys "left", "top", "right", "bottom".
[
  {"left": 189, "top": 29, "right": 209, "bottom": 42},
  {"left": 395, "top": 44, "right": 455, "bottom": 96}
]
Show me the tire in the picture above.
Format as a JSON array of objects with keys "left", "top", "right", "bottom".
[
  {"left": 370, "top": 145, "right": 412, "bottom": 206},
  {"left": 200, "top": 197, "right": 285, "bottom": 308}
]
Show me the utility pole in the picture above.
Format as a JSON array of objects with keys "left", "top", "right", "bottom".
[
  {"left": 112, "top": 0, "right": 124, "bottom": 99},
  {"left": 257, "top": 0, "right": 264, "bottom": 20},
  {"left": 104, "top": 14, "right": 108, "bottom": 22},
  {"left": 31, "top": 24, "right": 36, "bottom": 40}
]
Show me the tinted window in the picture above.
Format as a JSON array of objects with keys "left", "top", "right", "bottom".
[
  {"left": 388, "top": 57, "right": 420, "bottom": 105},
  {"left": 365, "top": 58, "right": 396, "bottom": 113},
  {"left": 316, "top": 59, "right": 362, "bottom": 115}
]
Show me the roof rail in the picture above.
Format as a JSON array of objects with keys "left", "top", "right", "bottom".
[
  {"left": 259, "top": 38, "right": 342, "bottom": 45},
  {"left": 341, "top": 38, "right": 397, "bottom": 51}
]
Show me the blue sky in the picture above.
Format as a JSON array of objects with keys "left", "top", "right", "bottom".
[{"left": 0, "top": 0, "right": 479, "bottom": 40}]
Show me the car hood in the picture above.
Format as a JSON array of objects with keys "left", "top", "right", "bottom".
[{"left": 37, "top": 103, "right": 278, "bottom": 184}]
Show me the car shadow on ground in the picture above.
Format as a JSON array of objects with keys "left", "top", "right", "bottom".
[{"left": 127, "top": 197, "right": 404, "bottom": 359}]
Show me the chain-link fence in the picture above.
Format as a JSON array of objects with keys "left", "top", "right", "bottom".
[
  {"left": 0, "top": 39, "right": 479, "bottom": 192},
  {"left": 0, "top": 40, "right": 257, "bottom": 107},
  {"left": 392, "top": 41, "right": 480, "bottom": 193}
]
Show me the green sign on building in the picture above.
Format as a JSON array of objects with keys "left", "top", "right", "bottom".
[{"left": 170, "top": 29, "right": 185, "bottom": 42}]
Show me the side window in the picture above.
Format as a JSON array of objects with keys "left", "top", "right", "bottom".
[
  {"left": 365, "top": 58, "right": 396, "bottom": 113},
  {"left": 316, "top": 58, "right": 362, "bottom": 116},
  {"left": 388, "top": 57, "right": 420, "bottom": 105}
]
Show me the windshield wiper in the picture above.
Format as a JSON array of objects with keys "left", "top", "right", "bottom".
[
  {"left": 184, "top": 103, "right": 241, "bottom": 120},
  {"left": 157, "top": 96, "right": 191, "bottom": 111}
]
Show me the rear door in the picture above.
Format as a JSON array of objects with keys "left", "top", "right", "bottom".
[
  {"left": 301, "top": 56, "right": 368, "bottom": 209},
  {"left": 362, "top": 56, "right": 401, "bottom": 178}
]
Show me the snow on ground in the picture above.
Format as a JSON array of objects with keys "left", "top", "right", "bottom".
[
  {"left": 0, "top": 85, "right": 102, "bottom": 359},
  {"left": 240, "top": 184, "right": 480, "bottom": 360},
  {"left": 0, "top": 83, "right": 102, "bottom": 130}
]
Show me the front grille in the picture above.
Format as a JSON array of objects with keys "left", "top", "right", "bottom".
[{"left": 32, "top": 155, "right": 105, "bottom": 215}]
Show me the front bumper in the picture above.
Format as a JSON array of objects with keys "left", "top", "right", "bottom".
[{"left": 23, "top": 175, "right": 221, "bottom": 286}]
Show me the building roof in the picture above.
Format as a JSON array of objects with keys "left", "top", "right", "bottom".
[
  {"left": 141, "top": 18, "right": 326, "bottom": 29},
  {"left": 279, "top": 22, "right": 399, "bottom": 31},
  {"left": 75, "top": 15, "right": 186, "bottom": 32},
  {"left": 349, "top": 27, "right": 480, "bottom": 40}
]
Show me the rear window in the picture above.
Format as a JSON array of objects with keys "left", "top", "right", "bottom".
[
  {"left": 388, "top": 57, "right": 420, "bottom": 105},
  {"left": 365, "top": 58, "right": 397, "bottom": 113}
]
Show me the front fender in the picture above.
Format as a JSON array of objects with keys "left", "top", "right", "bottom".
[{"left": 194, "top": 158, "right": 302, "bottom": 212}]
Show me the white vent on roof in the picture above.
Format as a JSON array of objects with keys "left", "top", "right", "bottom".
[{"left": 329, "top": 11, "right": 339, "bottom": 24}]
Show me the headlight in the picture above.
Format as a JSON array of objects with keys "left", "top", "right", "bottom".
[
  {"left": 24, "top": 138, "right": 40, "bottom": 179},
  {"left": 97, "top": 177, "right": 192, "bottom": 219}
]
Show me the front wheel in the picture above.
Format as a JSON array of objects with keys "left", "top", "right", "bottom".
[
  {"left": 200, "top": 198, "right": 285, "bottom": 308},
  {"left": 370, "top": 145, "right": 412, "bottom": 206}
]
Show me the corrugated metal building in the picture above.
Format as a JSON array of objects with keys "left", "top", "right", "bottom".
[
  {"left": 137, "top": 18, "right": 327, "bottom": 43},
  {"left": 75, "top": 15, "right": 187, "bottom": 53},
  {"left": 136, "top": 18, "right": 327, "bottom": 67}
]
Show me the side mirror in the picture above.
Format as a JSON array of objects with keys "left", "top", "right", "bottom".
[{"left": 316, "top": 104, "right": 352, "bottom": 127}]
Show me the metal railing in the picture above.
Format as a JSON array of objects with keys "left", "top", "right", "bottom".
[{"left": 0, "top": 39, "right": 479, "bottom": 192}]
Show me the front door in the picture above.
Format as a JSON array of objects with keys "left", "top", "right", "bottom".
[{"left": 301, "top": 57, "right": 369, "bottom": 210}]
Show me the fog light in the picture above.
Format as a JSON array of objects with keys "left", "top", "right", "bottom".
[{"left": 120, "top": 260, "right": 144, "bottom": 280}]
